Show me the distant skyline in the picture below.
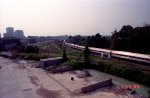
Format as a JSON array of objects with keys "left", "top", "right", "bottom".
[{"left": 0, "top": 0, "right": 150, "bottom": 37}]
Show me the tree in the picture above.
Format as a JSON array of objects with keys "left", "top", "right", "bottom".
[
  {"left": 119, "top": 25, "right": 133, "bottom": 51},
  {"left": 110, "top": 25, "right": 150, "bottom": 53},
  {"left": 84, "top": 41, "right": 90, "bottom": 67},
  {"left": 87, "top": 33, "right": 110, "bottom": 48},
  {"left": 62, "top": 47, "right": 68, "bottom": 62},
  {"left": 110, "top": 29, "right": 118, "bottom": 50},
  {"left": 66, "top": 35, "right": 86, "bottom": 45}
]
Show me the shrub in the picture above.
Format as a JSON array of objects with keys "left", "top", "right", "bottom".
[
  {"left": 19, "top": 53, "right": 49, "bottom": 61},
  {"left": 21, "top": 44, "right": 39, "bottom": 53}
]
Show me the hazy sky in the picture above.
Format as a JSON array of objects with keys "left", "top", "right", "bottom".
[{"left": 0, "top": 0, "right": 150, "bottom": 36}]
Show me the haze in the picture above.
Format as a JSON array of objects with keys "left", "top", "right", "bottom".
[{"left": 0, "top": 0, "right": 150, "bottom": 36}]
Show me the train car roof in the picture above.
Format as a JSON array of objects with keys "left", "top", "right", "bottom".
[
  {"left": 65, "top": 42, "right": 150, "bottom": 58},
  {"left": 89, "top": 47, "right": 111, "bottom": 52},
  {"left": 112, "top": 50, "right": 150, "bottom": 58}
]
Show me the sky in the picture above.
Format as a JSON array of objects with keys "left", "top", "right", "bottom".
[{"left": 0, "top": 0, "right": 150, "bottom": 37}]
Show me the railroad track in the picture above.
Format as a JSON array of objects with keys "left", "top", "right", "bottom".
[
  {"left": 66, "top": 46, "right": 150, "bottom": 72},
  {"left": 111, "top": 58, "right": 150, "bottom": 72}
]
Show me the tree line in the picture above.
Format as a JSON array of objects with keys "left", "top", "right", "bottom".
[
  {"left": 111, "top": 25, "right": 150, "bottom": 53},
  {"left": 66, "top": 34, "right": 110, "bottom": 48},
  {"left": 66, "top": 25, "right": 150, "bottom": 54}
]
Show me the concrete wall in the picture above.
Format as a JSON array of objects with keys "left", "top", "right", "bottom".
[
  {"left": 51, "top": 66, "right": 73, "bottom": 73},
  {"left": 81, "top": 79, "right": 112, "bottom": 93},
  {"left": 40, "top": 57, "right": 63, "bottom": 69}
]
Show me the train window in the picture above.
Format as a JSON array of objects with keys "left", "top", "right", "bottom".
[
  {"left": 130, "top": 56, "right": 136, "bottom": 58},
  {"left": 142, "top": 58, "right": 146, "bottom": 60},
  {"left": 129, "top": 56, "right": 132, "bottom": 58},
  {"left": 117, "top": 54, "right": 120, "bottom": 55},
  {"left": 143, "top": 58, "right": 149, "bottom": 60},
  {"left": 137, "top": 57, "right": 143, "bottom": 59},
  {"left": 124, "top": 55, "right": 128, "bottom": 57},
  {"left": 133, "top": 56, "right": 137, "bottom": 58}
]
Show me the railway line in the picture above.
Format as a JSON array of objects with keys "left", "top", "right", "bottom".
[
  {"left": 64, "top": 41, "right": 150, "bottom": 72},
  {"left": 111, "top": 58, "right": 150, "bottom": 72}
]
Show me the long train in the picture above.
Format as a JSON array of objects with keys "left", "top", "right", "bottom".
[{"left": 64, "top": 42, "right": 150, "bottom": 64}]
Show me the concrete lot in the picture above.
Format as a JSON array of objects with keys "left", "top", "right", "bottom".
[{"left": 0, "top": 57, "right": 146, "bottom": 98}]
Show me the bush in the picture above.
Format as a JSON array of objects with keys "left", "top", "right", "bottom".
[
  {"left": 19, "top": 53, "right": 49, "bottom": 61},
  {"left": 19, "top": 53, "right": 26, "bottom": 58},
  {"left": 24, "top": 54, "right": 32, "bottom": 60},
  {"left": 21, "top": 44, "right": 39, "bottom": 53}
]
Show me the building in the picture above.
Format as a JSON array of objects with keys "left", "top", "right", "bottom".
[
  {"left": 0, "top": 38, "right": 21, "bottom": 51},
  {"left": 14, "top": 30, "right": 24, "bottom": 39},
  {"left": 3, "top": 27, "right": 25, "bottom": 39},
  {"left": 3, "top": 27, "right": 14, "bottom": 38}
]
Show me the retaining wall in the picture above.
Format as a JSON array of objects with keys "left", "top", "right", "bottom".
[
  {"left": 51, "top": 66, "right": 73, "bottom": 73},
  {"left": 81, "top": 79, "right": 112, "bottom": 93},
  {"left": 40, "top": 57, "right": 62, "bottom": 69}
]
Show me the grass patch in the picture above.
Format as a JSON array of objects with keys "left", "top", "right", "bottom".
[
  {"left": 58, "top": 60, "right": 84, "bottom": 69},
  {"left": 35, "top": 42, "right": 62, "bottom": 55}
]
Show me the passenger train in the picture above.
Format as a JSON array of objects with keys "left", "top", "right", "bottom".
[{"left": 64, "top": 42, "right": 150, "bottom": 64}]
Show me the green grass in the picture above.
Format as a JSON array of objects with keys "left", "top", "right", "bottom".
[
  {"left": 31, "top": 41, "right": 84, "bottom": 60},
  {"left": 19, "top": 42, "right": 62, "bottom": 60},
  {"left": 66, "top": 47, "right": 83, "bottom": 60},
  {"left": 35, "top": 42, "right": 62, "bottom": 55}
]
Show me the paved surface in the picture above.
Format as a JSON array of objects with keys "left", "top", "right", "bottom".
[
  {"left": 0, "top": 58, "right": 40, "bottom": 98},
  {"left": 0, "top": 57, "right": 65, "bottom": 98},
  {"left": 0, "top": 57, "right": 146, "bottom": 98}
]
